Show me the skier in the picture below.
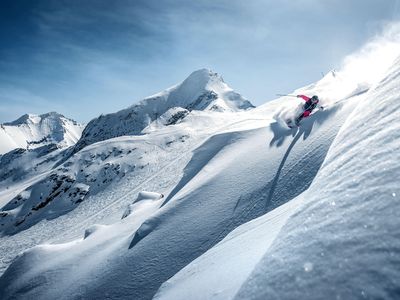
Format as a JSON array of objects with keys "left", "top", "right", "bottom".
[{"left": 292, "top": 94, "right": 324, "bottom": 126}]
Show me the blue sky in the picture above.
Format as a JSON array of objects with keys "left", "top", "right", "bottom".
[{"left": 1, "top": 0, "right": 399, "bottom": 123}]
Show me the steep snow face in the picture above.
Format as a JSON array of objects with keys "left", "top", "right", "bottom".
[
  {"left": 0, "top": 112, "right": 84, "bottom": 155},
  {"left": 154, "top": 58, "right": 400, "bottom": 300},
  {"left": 72, "top": 69, "right": 254, "bottom": 154},
  {"left": 234, "top": 56, "right": 400, "bottom": 300}
]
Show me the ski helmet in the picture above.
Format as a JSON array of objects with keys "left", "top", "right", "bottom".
[{"left": 311, "top": 95, "right": 319, "bottom": 103}]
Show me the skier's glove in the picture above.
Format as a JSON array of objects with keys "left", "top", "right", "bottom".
[{"left": 320, "top": 106, "right": 324, "bottom": 110}]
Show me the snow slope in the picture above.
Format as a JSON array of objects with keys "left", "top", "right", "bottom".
[
  {"left": 0, "top": 124, "right": 195, "bottom": 235},
  {"left": 234, "top": 56, "right": 400, "bottom": 300},
  {"left": 154, "top": 58, "right": 400, "bottom": 300},
  {"left": 0, "top": 112, "right": 84, "bottom": 155},
  {"left": 0, "top": 144, "right": 68, "bottom": 208}
]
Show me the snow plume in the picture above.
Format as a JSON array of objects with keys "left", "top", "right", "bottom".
[
  {"left": 272, "top": 100, "right": 303, "bottom": 126},
  {"left": 340, "top": 22, "right": 400, "bottom": 86},
  {"left": 272, "top": 23, "right": 400, "bottom": 125},
  {"left": 319, "top": 22, "right": 400, "bottom": 103}
]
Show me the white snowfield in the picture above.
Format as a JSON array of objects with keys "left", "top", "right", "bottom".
[
  {"left": 0, "top": 112, "right": 84, "bottom": 155},
  {"left": 0, "top": 32, "right": 400, "bottom": 300}
]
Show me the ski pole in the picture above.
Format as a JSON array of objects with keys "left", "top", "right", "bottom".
[{"left": 276, "top": 94, "right": 297, "bottom": 98}]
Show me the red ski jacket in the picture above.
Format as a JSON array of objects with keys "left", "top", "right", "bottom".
[
  {"left": 297, "top": 95, "right": 311, "bottom": 101},
  {"left": 297, "top": 94, "right": 321, "bottom": 115}
]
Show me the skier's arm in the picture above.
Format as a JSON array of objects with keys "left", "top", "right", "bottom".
[{"left": 297, "top": 95, "right": 310, "bottom": 101}]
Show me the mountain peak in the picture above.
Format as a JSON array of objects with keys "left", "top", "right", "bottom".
[
  {"left": 184, "top": 68, "right": 223, "bottom": 84},
  {"left": 167, "top": 68, "right": 253, "bottom": 112}
]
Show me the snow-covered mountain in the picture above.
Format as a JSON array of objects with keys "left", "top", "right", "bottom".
[
  {"left": 0, "top": 40, "right": 399, "bottom": 300},
  {"left": 72, "top": 68, "right": 254, "bottom": 155},
  {"left": 0, "top": 69, "right": 253, "bottom": 238},
  {"left": 0, "top": 112, "right": 84, "bottom": 155}
]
